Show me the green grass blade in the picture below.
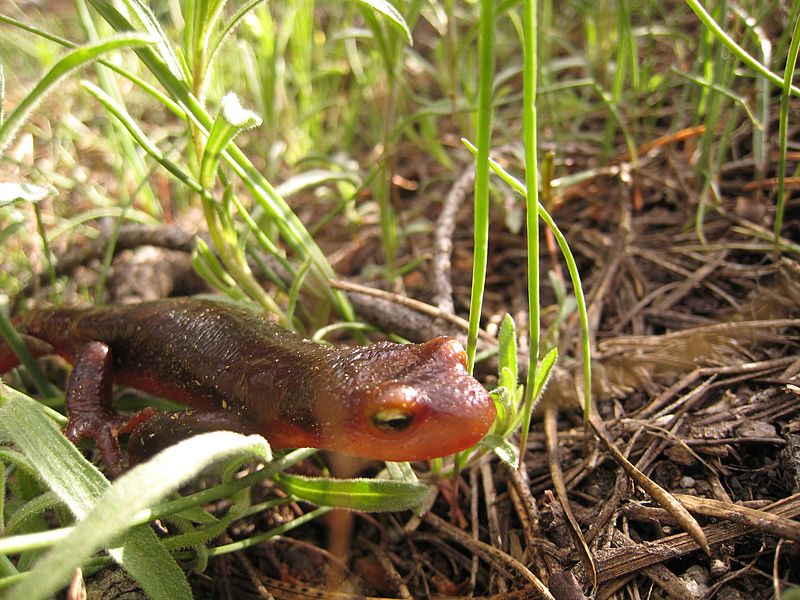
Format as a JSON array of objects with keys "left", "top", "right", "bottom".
[
  {"left": 119, "top": 0, "right": 187, "bottom": 80},
  {"left": 5, "top": 492, "right": 64, "bottom": 536},
  {"left": 75, "top": 0, "right": 160, "bottom": 218},
  {"left": 356, "top": 0, "right": 413, "bottom": 45},
  {"left": 13, "top": 431, "right": 271, "bottom": 600},
  {"left": 519, "top": 0, "right": 540, "bottom": 468},
  {"left": 79, "top": 81, "right": 203, "bottom": 193},
  {"left": 774, "top": 9, "right": 800, "bottom": 248},
  {"left": 88, "top": 0, "right": 356, "bottom": 321},
  {"left": 0, "top": 33, "right": 155, "bottom": 156},
  {"left": 466, "top": 0, "right": 496, "bottom": 373},
  {"left": 0, "top": 61, "right": 5, "bottom": 126},
  {"left": 213, "top": 0, "right": 267, "bottom": 59},
  {"left": 463, "top": 139, "right": 593, "bottom": 423},
  {"left": 0, "top": 13, "right": 186, "bottom": 119},
  {"left": 685, "top": 0, "right": 800, "bottom": 97}
]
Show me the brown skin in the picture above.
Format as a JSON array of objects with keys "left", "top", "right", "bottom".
[{"left": 0, "top": 299, "right": 496, "bottom": 473}]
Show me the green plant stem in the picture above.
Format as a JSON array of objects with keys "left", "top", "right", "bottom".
[
  {"left": 518, "top": 0, "right": 540, "bottom": 468},
  {"left": 685, "top": 0, "right": 800, "bottom": 98},
  {"left": 0, "top": 448, "right": 317, "bottom": 556},
  {"left": 463, "top": 139, "right": 592, "bottom": 423},
  {"left": 466, "top": 0, "right": 495, "bottom": 373}
]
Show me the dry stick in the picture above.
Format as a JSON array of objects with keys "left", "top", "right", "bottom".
[
  {"left": 235, "top": 554, "right": 276, "bottom": 600},
  {"left": 774, "top": 539, "right": 786, "bottom": 600},
  {"left": 588, "top": 493, "right": 800, "bottom": 584},
  {"left": 432, "top": 168, "right": 476, "bottom": 314},
  {"left": 632, "top": 356, "right": 795, "bottom": 419},
  {"left": 469, "top": 467, "right": 481, "bottom": 596},
  {"left": 583, "top": 469, "right": 625, "bottom": 546},
  {"left": 610, "top": 279, "right": 684, "bottom": 335},
  {"left": 423, "top": 512, "right": 557, "bottom": 600},
  {"left": 479, "top": 461, "right": 508, "bottom": 594},
  {"left": 627, "top": 247, "right": 740, "bottom": 308},
  {"left": 584, "top": 228, "right": 627, "bottom": 344},
  {"left": 503, "top": 464, "right": 552, "bottom": 583},
  {"left": 600, "top": 318, "right": 800, "bottom": 352},
  {"left": 672, "top": 494, "right": 800, "bottom": 543},
  {"left": 481, "top": 461, "right": 503, "bottom": 551},
  {"left": 650, "top": 251, "right": 728, "bottom": 312},
  {"left": 330, "top": 279, "right": 497, "bottom": 345},
  {"left": 543, "top": 400, "right": 597, "bottom": 588},
  {"left": 547, "top": 572, "right": 588, "bottom": 600},
  {"left": 15, "top": 224, "right": 204, "bottom": 310}
]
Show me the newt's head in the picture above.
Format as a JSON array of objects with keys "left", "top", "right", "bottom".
[{"left": 319, "top": 336, "right": 496, "bottom": 462}]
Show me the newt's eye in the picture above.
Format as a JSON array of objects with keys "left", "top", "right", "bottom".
[{"left": 372, "top": 408, "right": 415, "bottom": 432}]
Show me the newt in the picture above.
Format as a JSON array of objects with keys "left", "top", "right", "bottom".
[{"left": 0, "top": 298, "right": 496, "bottom": 474}]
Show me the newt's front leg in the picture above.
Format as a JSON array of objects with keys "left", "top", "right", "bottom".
[
  {"left": 63, "top": 341, "right": 130, "bottom": 476},
  {"left": 62, "top": 341, "right": 254, "bottom": 475}
]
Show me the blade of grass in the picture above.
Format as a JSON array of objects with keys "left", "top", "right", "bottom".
[
  {"left": 75, "top": 0, "right": 160, "bottom": 219},
  {"left": 465, "top": 0, "right": 495, "bottom": 373},
  {"left": 519, "top": 0, "right": 540, "bottom": 468},
  {"left": 463, "top": 139, "right": 592, "bottom": 422},
  {"left": 0, "top": 14, "right": 186, "bottom": 120},
  {"left": 10, "top": 430, "right": 271, "bottom": 600},
  {"left": 0, "top": 33, "right": 156, "bottom": 156},
  {"left": 274, "top": 473, "right": 428, "bottom": 512},
  {"left": 87, "top": 0, "right": 356, "bottom": 320},
  {"left": 684, "top": 0, "right": 800, "bottom": 97},
  {"left": 0, "top": 448, "right": 318, "bottom": 557},
  {"left": 774, "top": 9, "right": 800, "bottom": 250}
]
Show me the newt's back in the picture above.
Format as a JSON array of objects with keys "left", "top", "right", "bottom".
[{"left": 1, "top": 299, "right": 303, "bottom": 410}]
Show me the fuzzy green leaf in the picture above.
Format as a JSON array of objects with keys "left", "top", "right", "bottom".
[
  {"left": 0, "top": 385, "right": 189, "bottom": 600},
  {"left": 0, "top": 183, "right": 54, "bottom": 207},
  {"left": 532, "top": 347, "right": 558, "bottom": 404},
  {"left": 275, "top": 473, "right": 429, "bottom": 512},
  {"left": 199, "top": 92, "right": 262, "bottom": 188},
  {"left": 479, "top": 434, "right": 519, "bottom": 467},
  {"left": 356, "top": 0, "right": 413, "bottom": 45},
  {"left": 497, "top": 314, "right": 518, "bottom": 389}
]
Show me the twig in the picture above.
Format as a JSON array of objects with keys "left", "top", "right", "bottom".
[{"left": 433, "top": 168, "right": 475, "bottom": 313}]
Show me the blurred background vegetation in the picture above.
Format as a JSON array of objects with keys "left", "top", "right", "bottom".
[{"left": 1, "top": 0, "right": 795, "bottom": 309}]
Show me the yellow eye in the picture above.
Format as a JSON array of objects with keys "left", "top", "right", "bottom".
[{"left": 372, "top": 408, "right": 415, "bottom": 432}]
